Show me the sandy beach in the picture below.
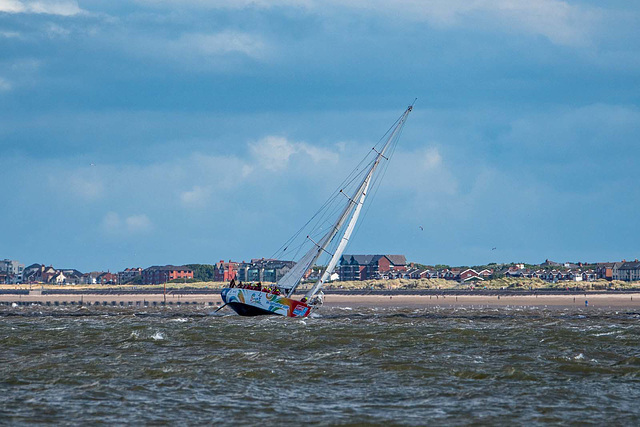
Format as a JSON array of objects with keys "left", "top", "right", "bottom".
[
  {"left": 2, "top": 292, "right": 640, "bottom": 309},
  {"left": 322, "top": 293, "right": 640, "bottom": 309}
]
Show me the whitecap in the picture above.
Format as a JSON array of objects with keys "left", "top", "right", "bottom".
[
  {"left": 593, "top": 331, "right": 617, "bottom": 337},
  {"left": 151, "top": 331, "right": 165, "bottom": 340},
  {"left": 574, "top": 353, "right": 585, "bottom": 360},
  {"left": 170, "top": 318, "right": 188, "bottom": 323}
]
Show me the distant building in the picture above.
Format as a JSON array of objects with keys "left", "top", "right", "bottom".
[
  {"left": 56, "top": 269, "right": 83, "bottom": 284},
  {"left": 460, "top": 269, "right": 483, "bottom": 282},
  {"left": 596, "top": 263, "right": 615, "bottom": 280},
  {"left": 403, "top": 266, "right": 436, "bottom": 280},
  {"left": 82, "top": 272, "right": 102, "bottom": 285},
  {"left": 118, "top": 268, "right": 143, "bottom": 284},
  {"left": 142, "top": 265, "right": 194, "bottom": 284},
  {"left": 0, "top": 259, "right": 24, "bottom": 283},
  {"left": 338, "top": 255, "right": 407, "bottom": 281},
  {"left": 23, "top": 264, "right": 44, "bottom": 283},
  {"left": 613, "top": 260, "right": 640, "bottom": 282},
  {"left": 21, "top": 264, "right": 83, "bottom": 284},
  {"left": 236, "top": 259, "right": 295, "bottom": 283},
  {"left": 98, "top": 272, "right": 118, "bottom": 284},
  {"left": 214, "top": 260, "right": 239, "bottom": 282},
  {"left": 478, "top": 269, "right": 493, "bottom": 278}
]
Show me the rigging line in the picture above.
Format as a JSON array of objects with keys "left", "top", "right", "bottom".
[
  {"left": 270, "top": 108, "right": 408, "bottom": 261},
  {"left": 269, "top": 151, "right": 376, "bottom": 259},
  {"left": 307, "top": 235, "right": 334, "bottom": 257},
  {"left": 352, "top": 141, "right": 397, "bottom": 242},
  {"left": 306, "top": 163, "right": 372, "bottom": 236},
  {"left": 306, "top": 196, "right": 346, "bottom": 239},
  {"left": 291, "top": 192, "right": 352, "bottom": 262},
  {"left": 351, "top": 116, "right": 406, "bottom": 241},
  {"left": 373, "top": 114, "right": 403, "bottom": 149},
  {"left": 372, "top": 147, "right": 388, "bottom": 160},
  {"left": 268, "top": 191, "right": 343, "bottom": 259},
  {"left": 311, "top": 174, "right": 368, "bottom": 235},
  {"left": 339, "top": 189, "right": 357, "bottom": 205}
]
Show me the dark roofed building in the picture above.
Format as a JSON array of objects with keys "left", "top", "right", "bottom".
[
  {"left": 596, "top": 262, "right": 615, "bottom": 280},
  {"left": 236, "top": 259, "right": 295, "bottom": 283},
  {"left": 118, "top": 267, "right": 143, "bottom": 284},
  {"left": 338, "top": 254, "right": 407, "bottom": 281},
  {"left": 614, "top": 261, "right": 640, "bottom": 282}
]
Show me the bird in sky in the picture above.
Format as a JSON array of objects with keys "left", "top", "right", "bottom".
[
  {"left": 492, "top": 247, "right": 497, "bottom": 251},
  {"left": 419, "top": 226, "right": 424, "bottom": 231}
]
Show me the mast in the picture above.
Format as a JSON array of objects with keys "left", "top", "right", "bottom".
[
  {"left": 305, "top": 104, "right": 413, "bottom": 299},
  {"left": 282, "top": 177, "right": 364, "bottom": 297}
]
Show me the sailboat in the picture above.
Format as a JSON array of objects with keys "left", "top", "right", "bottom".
[{"left": 220, "top": 104, "right": 413, "bottom": 317}]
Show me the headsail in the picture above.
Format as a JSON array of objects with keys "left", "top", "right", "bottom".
[{"left": 277, "top": 232, "right": 329, "bottom": 292}]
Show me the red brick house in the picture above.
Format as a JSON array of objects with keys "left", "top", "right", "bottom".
[
  {"left": 596, "top": 263, "right": 614, "bottom": 280},
  {"left": 214, "top": 260, "right": 239, "bottom": 282},
  {"left": 459, "top": 269, "right": 482, "bottom": 282},
  {"left": 142, "top": 265, "right": 194, "bottom": 284},
  {"left": 98, "top": 272, "right": 118, "bottom": 284}
]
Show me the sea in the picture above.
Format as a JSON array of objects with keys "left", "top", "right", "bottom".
[{"left": 1, "top": 305, "right": 640, "bottom": 425}]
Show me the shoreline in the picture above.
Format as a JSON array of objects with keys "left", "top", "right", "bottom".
[{"left": 1, "top": 292, "right": 639, "bottom": 309}]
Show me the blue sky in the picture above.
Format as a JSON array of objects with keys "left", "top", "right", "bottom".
[{"left": 1, "top": 0, "right": 639, "bottom": 271}]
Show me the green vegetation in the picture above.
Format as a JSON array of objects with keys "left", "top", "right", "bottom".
[{"left": 186, "top": 264, "right": 217, "bottom": 282}]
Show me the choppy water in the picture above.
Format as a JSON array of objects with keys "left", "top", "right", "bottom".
[{"left": 2, "top": 306, "right": 640, "bottom": 425}]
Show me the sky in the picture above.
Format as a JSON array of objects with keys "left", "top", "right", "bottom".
[{"left": 1, "top": 0, "right": 639, "bottom": 271}]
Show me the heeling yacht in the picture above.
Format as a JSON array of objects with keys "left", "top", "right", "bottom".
[{"left": 220, "top": 104, "right": 414, "bottom": 317}]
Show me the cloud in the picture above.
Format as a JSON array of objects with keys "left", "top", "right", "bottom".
[
  {"left": 339, "top": 0, "right": 597, "bottom": 46},
  {"left": 387, "top": 146, "right": 457, "bottom": 196},
  {"left": 0, "top": 30, "right": 21, "bottom": 38},
  {"left": 0, "top": 77, "right": 11, "bottom": 91},
  {"left": 101, "top": 212, "right": 152, "bottom": 234},
  {"left": 180, "top": 185, "right": 210, "bottom": 207},
  {"left": 249, "top": 136, "right": 297, "bottom": 171},
  {"left": 423, "top": 147, "right": 442, "bottom": 169},
  {"left": 68, "top": 175, "right": 103, "bottom": 200},
  {"left": 47, "top": 167, "right": 104, "bottom": 200},
  {"left": 45, "top": 23, "right": 72, "bottom": 38},
  {"left": 0, "top": 0, "right": 83, "bottom": 16},
  {"left": 137, "top": 0, "right": 312, "bottom": 9},
  {"left": 125, "top": 214, "right": 152, "bottom": 232},
  {"left": 175, "top": 32, "right": 268, "bottom": 60},
  {"left": 249, "top": 136, "right": 339, "bottom": 172},
  {"left": 138, "top": 0, "right": 597, "bottom": 46},
  {"left": 126, "top": 30, "right": 271, "bottom": 69}
]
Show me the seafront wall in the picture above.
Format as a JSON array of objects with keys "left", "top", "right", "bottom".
[{"left": 1, "top": 289, "right": 640, "bottom": 309}]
